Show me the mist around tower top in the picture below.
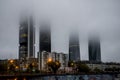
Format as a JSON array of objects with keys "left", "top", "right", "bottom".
[{"left": 0, "top": 0, "right": 120, "bottom": 62}]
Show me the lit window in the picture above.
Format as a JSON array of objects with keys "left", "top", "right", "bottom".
[{"left": 21, "top": 34, "right": 27, "bottom": 37}]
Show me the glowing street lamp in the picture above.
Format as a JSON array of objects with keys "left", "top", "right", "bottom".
[
  {"left": 26, "top": 64, "right": 29, "bottom": 68},
  {"left": 71, "top": 63, "right": 74, "bottom": 66},
  {"left": 14, "top": 78, "right": 17, "bottom": 80},
  {"left": 15, "top": 66, "right": 19, "bottom": 69},
  {"left": 10, "top": 59, "right": 14, "bottom": 63},
  {"left": 48, "top": 58, "right": 52, "bottom": 62}
]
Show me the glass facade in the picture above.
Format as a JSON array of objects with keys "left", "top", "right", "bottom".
[
  {"left": 39, "top": 24, "right": 51, "bottom": 52},
  {"left": 88, "top": 38, "right": 101, "bottom": 62},
  {"left": 69, "top": 33, "right": 80, "bottom": 61},
  {"left": 19, "top": 16, "right": 35, "bottom": 60}
]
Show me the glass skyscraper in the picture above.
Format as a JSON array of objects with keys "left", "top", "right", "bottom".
[
  {"left": 69, "top": 32, "right": 80, "bottom": 61},
  {"left": 19, "top": 16, "right": 35, "bottom": 60},
  {"left": 88, "top": 36, "right": 101, "bottom": 62},
  {"left": 39, "top": 23, "right": 51, "bottom": 52},
  {"left": 39, "top": 22, "right": 51, "bottom": 70}
]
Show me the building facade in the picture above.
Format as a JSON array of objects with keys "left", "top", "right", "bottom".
[
  {"left": 19, "top": 16, "right": 35, "bottom": 60},
  {"left": 81, "top": 61, "right": 120, "bottom": 72},
  {"left": 38, "top": 51, "right": 68, "bottom": 71},
  {"left": 38, "top": 22, "right": 51, "bottom": 70},
  {"left": 69, "top": 32, "right": 80, "bottom": 61},
  {"left": 39, "top": 23, "right": 51, "bottom": 52},
  {"left": 88, "top": 36, "right": 101, "bottom": 62}
]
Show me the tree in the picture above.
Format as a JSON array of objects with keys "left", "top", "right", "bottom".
[
  {"left": 118, "top": 68, "right": 120, "bottom": 72},
  {"left": 0, "top": 63, "right": 7, "bottom": 74},
  {"left": 105, "top": 68, "right": 112, "bottom": 72},
  {"left": 9, "top": 64, "right": 15, "bottom": 72},
  {"left": 76, "top": 62, "right": 90, "bottom": 73},
  {"left": 93, "top": 67, "right": 102, "bottom": 73},
  {"left": 105, "top": 68, "right": 108, "bottom": 72},
  {"left": 27, "top": 63, "right": 34, "bottom": 72},
  {"left": 47, "top": 60, "right": 61, "bottom": 73},
  {"left": 68, "top": 60, "right": 75, "bottom": 67}
]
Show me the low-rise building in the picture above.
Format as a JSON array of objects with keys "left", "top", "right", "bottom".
[
  {"left": 37, "top": 51, "right": 68, "bottom": 71},
  {"left": 81, "top": 60, "right": 120, "bottom": 72}
]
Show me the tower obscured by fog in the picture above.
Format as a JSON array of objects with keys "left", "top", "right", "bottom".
[
  {"left": 69, "top": 32, "right": 80, "bottom": 61},
  {"left": 19, "top": 16, "right": 35, "bottom": 60},
  {"left": 39, "top": 22, "right": 51, "bottom": 52},
  {"left": 88, "top": 36, "right": 101, "bottom": 62},
  {"left": 38, "top": 22, "right": 51, "bottom": 70}
]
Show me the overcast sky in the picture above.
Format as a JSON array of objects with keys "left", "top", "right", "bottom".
[{"left": 0, "top": 0, "right": 120, "bottom": 62}]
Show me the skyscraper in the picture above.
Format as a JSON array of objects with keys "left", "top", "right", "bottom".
[
  {"left": 19, "top": 16, "right": 35, "bottom": 60},
  {"left": 39, "top": 22, "right": 51, "bottom": 52},
  {"left": 69, "top": 32, "right": 80, "bottom": 61},
  {"left": 88, "top": 36, "right": 101, "bottom": 62},
  {"left": 38, "top": 22, "right": 51, "bottom": 70}
]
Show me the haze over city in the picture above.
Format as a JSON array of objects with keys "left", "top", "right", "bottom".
[{"left": 0, "top": 0, "right": 120, "bottom": 62}]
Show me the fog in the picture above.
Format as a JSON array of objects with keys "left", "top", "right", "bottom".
[{"left": 0, "top": 0, "right": 120, "bottom": 62}]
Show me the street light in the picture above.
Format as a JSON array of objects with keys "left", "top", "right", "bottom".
[
  {"left": 71, "top": 63, "right": 74, "bottom": 66},
  {"left": 9, "top": 59, "right": 14, "bottom": 64},
  {"left": 15, "top": 66, "right": 19, "bottom": 69},
  {"left": 48, "top": 58, "right": 52, "bottom": 62},
  {"left": 26, "top": 64, "right": 29, "bottom": 68},
  {"left": 14, "top": 78, "right": 17, "bottom": 80}
]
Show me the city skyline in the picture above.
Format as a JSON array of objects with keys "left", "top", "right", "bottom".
[{"left": 0, "top": 0, "right": 120, "bottom": 62}]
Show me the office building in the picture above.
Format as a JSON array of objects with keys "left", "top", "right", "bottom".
[
  {"left": 39, "top": 23, "right": 51, "bottom": 52},
  {"left": 19, "top": 16, "right": 35, "bottom": 60},
  {"left": 69, "top": 32, "right": 80, "bottom": 61},
  {"left": 38, "top": 22, "right": 51, "bottom": 70},
  {"left": 88, "top": 36, "right": 101, "bottom": 62}
]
